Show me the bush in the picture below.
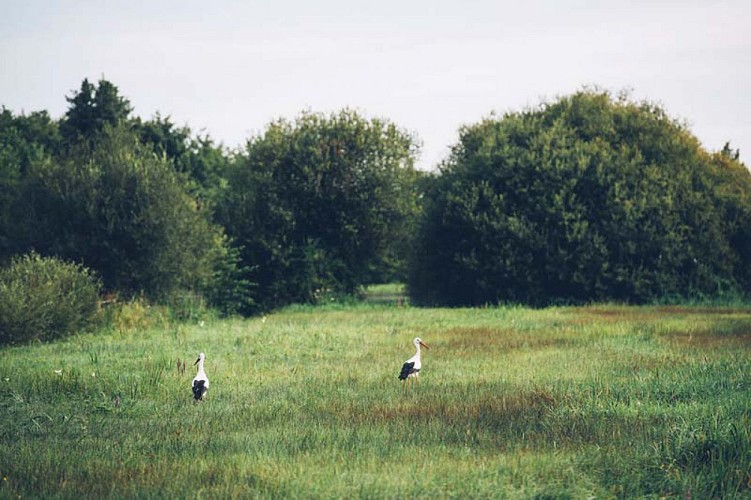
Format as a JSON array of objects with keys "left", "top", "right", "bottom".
[
  {"left": 0, "top": 253, "right": 101, "bottom": 345},
  {"left": 100, "top": 296, "right": 169, "bottom": 334}
]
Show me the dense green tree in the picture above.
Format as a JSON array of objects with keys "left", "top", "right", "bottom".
[
  {"left": 136, "top": 113, "right": 191, "bottom": 165},
  {"left": 135, "top": 114, "right": 229, "bottom": 203},
  {"left": 60, "top": 78, "right": 132, "bottom": 142},
  {"left": 0, "top": 108, "right": 61, "bottom": 260},
  {"left": 218, "top": 109, "right": 421, "bottom": 310},
  {"left": 408, "top": 90, "right": 751, "bottom": 306},
  {"left": 12, "top": 124, "right": 224, "bottom": 299},
  {"left": 708, "top": 145, "right": 751, "bottom": 291},
  {"left": 0, "top": 108, "right": 61, "bottom": 166}
]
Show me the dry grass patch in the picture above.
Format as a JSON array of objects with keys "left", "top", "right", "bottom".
[
  {"left": 658, "top": 328, "right": 751, "bottom": 349},
  {"left": 437, "top": 327, "right": 577, "bottom": 353}
]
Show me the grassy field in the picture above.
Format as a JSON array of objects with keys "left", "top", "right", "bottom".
[{"left": 1, "top": 285, "right": 750, "bottom": 498}]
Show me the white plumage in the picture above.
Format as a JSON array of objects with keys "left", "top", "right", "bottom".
[
  {"left": 398, "top": 337, "right": 429, "bottom": 386},
  {"left": 192, "top": 352, "right": 209, "bottom": 401}
]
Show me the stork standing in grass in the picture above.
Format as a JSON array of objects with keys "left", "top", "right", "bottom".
[
  {"left": 192, "top": 352, "right": 209, "bottom": 401},
  {"left": 398, "top": 337, "right": 429, "bottom": 387}
]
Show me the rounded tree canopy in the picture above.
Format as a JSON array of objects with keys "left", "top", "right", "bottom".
[
  {"left": 219, "top": 109, "right": 422, "bottom": 310},
  {"left": 408, "top": 90, "right": 751, "bottom": 306}
]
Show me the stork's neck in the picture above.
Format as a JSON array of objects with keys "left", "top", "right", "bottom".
[
  {"left": 196, "top": 359, "right": 205, "bottom": 373},
  {"left": 414, "top": 343, "right": 421, "bottom": 357}
]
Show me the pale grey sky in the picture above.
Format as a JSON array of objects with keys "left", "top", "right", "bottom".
[{"left": 2, "top": 0, "right": 749, "bottom": 169}]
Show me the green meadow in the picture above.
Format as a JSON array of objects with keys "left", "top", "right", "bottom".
[{"left": 1, "top": 285, "right": 750, "bottom": 498}]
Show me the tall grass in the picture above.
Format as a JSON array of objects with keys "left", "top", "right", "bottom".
[{"left": 1, "top": 296, "right": 750, "bottom": 497}]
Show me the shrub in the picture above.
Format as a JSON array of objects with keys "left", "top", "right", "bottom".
[
  {"left": 101, "top": 297, "right": 169, "bottom": 334},
  {"left": 0, "top": 252, "right": 101, "bottom": 344}
]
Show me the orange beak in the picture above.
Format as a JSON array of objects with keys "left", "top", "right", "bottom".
[{"left": 419, "top": 340, "right": 430, "bottom": 350}]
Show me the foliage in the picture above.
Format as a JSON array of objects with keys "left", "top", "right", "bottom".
[
  {"left": 97, "top": 296, "right": 171, "bottom": 334},
  {"left": 0, "top": 79, "right": 249, "bottom": 313},
  {"left": 0, "top": 108, "right": 61, "bottom": 260},
  {"left": 408, "top": 90, "right": 751, "bottom": 306},
  {"left": 60, "top": 78, "right": 132, "bottom": 143},
  {"left": 10, "top": 125, "right": 223, "bottom": 299},
  {"left": 4, "top": 79, "right": 750, "bottom": 313},
  {"left": 218, "top": 109, "right": 421, "bottom": 311},
  {"left": 135, "top": 113, "right": 230, "bottom": 203},
  {"left": 0, "top": 252, "right": 100, "bottom": 345},
  {"left": 135, "top": 113, "right": 191, "bottom": 162},
  {"left": 0, "top": 301, "right": 749, "bottom": 497},
  {"left": 201, "top": 235, "right": 256, "bottom": 316},
  {"left": 0, "top": 107, "right": 61, "bottom": 172}
]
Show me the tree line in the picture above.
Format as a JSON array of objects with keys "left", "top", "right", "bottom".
[
  {"left": 1, "top": 78, "right": 749, "bottom": 338},
  {"left": 0, "top": 78, "right": 421, "bottom": 319}
]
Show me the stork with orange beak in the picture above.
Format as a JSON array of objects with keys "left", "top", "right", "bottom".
[{"left": 398, "top": 337, "right": 430, "bottom": 386}]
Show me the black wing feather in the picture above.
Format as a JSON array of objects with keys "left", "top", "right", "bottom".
[
  {"left": 192, "top": 380, "right": 206, "bottom": 400},
  {"left": 398, "top": 361, "right": 415, "bottom": 380}
]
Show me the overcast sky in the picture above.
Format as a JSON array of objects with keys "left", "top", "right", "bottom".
[{"left": 2, "top": 0, "right": 749, "bottom": 169}]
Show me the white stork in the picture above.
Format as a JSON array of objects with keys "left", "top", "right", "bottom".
[
  {"left": 192, "top": 352, "right": 209, "bottom": 401},
  {"left": 398, "top": 337, "right": 430, "bottom": 386}
]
